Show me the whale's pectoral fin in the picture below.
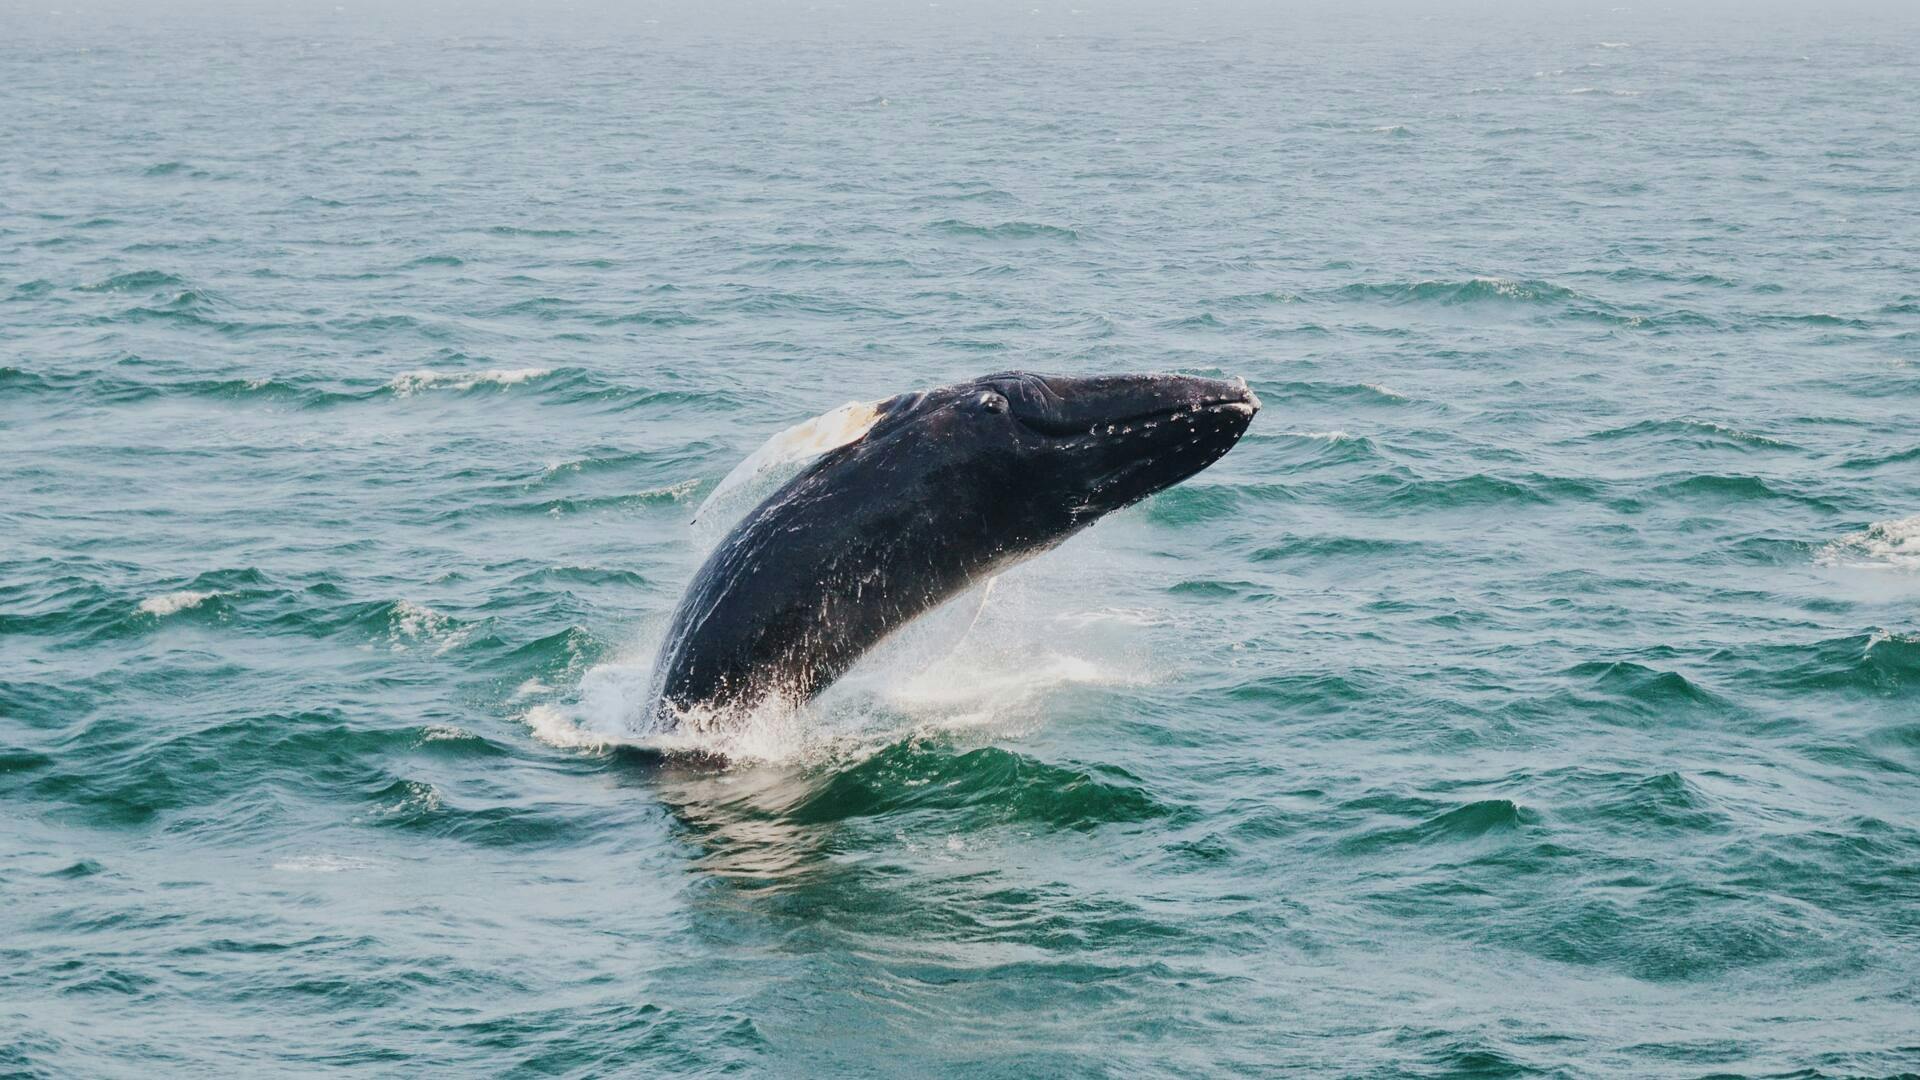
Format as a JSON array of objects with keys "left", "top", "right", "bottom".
[{"left": 690, "top": 395, "right": 912, "bottom": 526}]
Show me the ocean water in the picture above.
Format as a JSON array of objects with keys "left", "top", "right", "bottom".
[{"left": 3, "top": 1, "right": 1918, "bottom": 1075}]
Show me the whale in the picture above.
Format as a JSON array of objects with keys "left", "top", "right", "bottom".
[{"left": 645, "top": 370, "right": 1260, "bottom": 731}]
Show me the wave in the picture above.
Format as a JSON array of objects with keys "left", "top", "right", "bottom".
[
  {"left": 1363, "top": 472, "right": 1596, "bottom": 510},
  {"left": 1250, "top": 535, "right": 1431, "bottom": 564},
  {"left": 927, "top": 219, "right": 1081, "bottom": 243},
  {"left": 1253, "top": 379, "right": 1416, "bottom": 408},
  {"left": 1567, "top": 661, "right": 1728, "bottom": 713},
  {"left": 487, "top": 297, "right": 579, "bottom": 321},
  {"left": 1758, "top": 312, "right": 1875, "bottom": 330},
  {"left": 381, "top": 599, "right": 484, "bottom": 655},
  {"left": 1581, "top": 418, "right": 1796, "bottom": 451},
  {"left": 1577, "top": 772, "right": 1724, "bottom": 831},
  {"left": 362, "top": 778, "right": 579, "bottom": 847},
  {"left": 784, "top": 743, "right": 1171, "bottom": 830},
  {"left": 77, "top": 269, "right": 187, "bottom": 292},
  {"left": 594, "top": 308, "right": 704, "bottom": 327},
  {"left": 0, "top": 367, "right": 363, "bottom": 408},
  {"left": 1214, "top": 289, "right": 1305, "bottom": 308},
  {"left": 1337, "top": 796, "right": 1535, "bottom": 854},
  {"left": 245, "top": 595, "right": 492, "bottom": 656},
  {"left": 470, "top": 481, "right": 701, "bottom": 521},
  {"left": 1251, "top": 430, "right": 1384, "bottom": 473},
  {"left": 1816, "top": 515, "right": 1920, "bottom": 572},
  {"left": 3, "top": 567, "right": 290, "bottom": 640},
  {"left": 1329, "top": 277, "right": 1586, "bottom": 306},
  {"left": 384, "top": 367, "right": 553, "bottom": 395},
  {"left": 910, "top": 187, "right": 1016, "bottom": 205},
  {"left": 137, "top": 590, "right": 216, "bottom": 616},
  {"left": 1140, "top": 483, "right": 1246, "bottom": 525},
  {"left": 1, "top": 361, "right": 721, "bottom": 411},
  {"left": 1838, "top": 446, "right": 1920, "bottom": 471},
  {"left": 1708, "top": 631, "right": 1919, "bottom": 696},
  {"left": 1648, "top": 473, "right": 1834, "bottom": 509},
  {"left": 0, "top": 365, "right": 52, "bottom": 392},
  {"left": 481, "top": 225, "right": 583, "bottom": 239}
]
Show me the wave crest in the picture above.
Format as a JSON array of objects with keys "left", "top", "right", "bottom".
[
  {"left": 137, "top": 590, "right": 215, "bottom": 616},
  {"left": 385, "top": 367, "right": 552, "bottom": 395},
  {"left": 1817, "top": 515, "right": 1920, "bottom": 572}
]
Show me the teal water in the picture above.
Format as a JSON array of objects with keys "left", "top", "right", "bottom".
[{"left": 4, "top": 3, "right": 1919, "bottom": 1076}]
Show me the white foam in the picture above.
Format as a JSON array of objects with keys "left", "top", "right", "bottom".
[
  {"left": 367, "top": 781, "right": 440, "bottom": 816},
  {"left": 1817, "top": 515, "right": 1920, "bottom": 572},
  {"left": 386, "top": 367, "right": 550, "bottom": 396},
  {"left": 1677, "top": 417, "right": 1788, "bottom": 447},
  {"left": 1865, "top": 628, "right": 1917, "bottom": 654},
  {"left": 389, "top": 598, "right": 448, "bottom": 641},
  {"left": 387, "top": 599, "right": 473, "bottom": 654},
  {"left": 1363, "top": 382, "right": 1406, "bottom": 400},
  {"left": 1598, "top": 41, "right": 1630, "bottom": 48},
  {"left": 1282, "top": 429, "right": 1352, "bottom": 441},
  {"left": 138, "top": 590, "right": 213, "bottom": 616}
]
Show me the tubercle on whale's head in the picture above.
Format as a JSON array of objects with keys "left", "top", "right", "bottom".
[{"left": 854, "top": 369, "right": 1259, "bottom": 542}]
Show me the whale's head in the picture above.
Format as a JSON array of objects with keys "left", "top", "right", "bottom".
[{"left": 849, "top": 370, "right": 1260, "bottom": 557}]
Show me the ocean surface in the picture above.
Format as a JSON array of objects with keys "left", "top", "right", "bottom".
[{"left": 3, "top": 2, "right": 1918, "bottom": 1076}]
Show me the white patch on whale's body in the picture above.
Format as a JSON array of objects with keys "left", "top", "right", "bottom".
[{"left": 690, "top": 399, "right": 883, "bottom": 537}]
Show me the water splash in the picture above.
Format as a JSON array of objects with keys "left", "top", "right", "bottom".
[
  {"left": 691, "top": 398, "right": 884, "bottom": 530},
  {"left": 522, "top": 570, "right": 1151, "bottom": 765},
  {"left": 1817, "top": 514, "right": 1920, "bottom": 572},
  {"left": 137, "top": 590, "right": 214, "bottom": 616}
]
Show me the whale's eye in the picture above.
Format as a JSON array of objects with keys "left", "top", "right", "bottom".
[{"left": 974, "top": 392, "right": 1007, "bottom": 414}]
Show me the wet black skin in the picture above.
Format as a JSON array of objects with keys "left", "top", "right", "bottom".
[{"left": 645, "top": 370, "right": 1260, "bottom": 730}]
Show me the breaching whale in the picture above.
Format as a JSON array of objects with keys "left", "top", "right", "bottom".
[{"left": 645, "top": 370, "right": 1259, "bottom": 731}]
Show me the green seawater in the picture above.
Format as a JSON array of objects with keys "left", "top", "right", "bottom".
[{"left": 3, "top": 3, "right": 1919, "bottom": 1076}]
